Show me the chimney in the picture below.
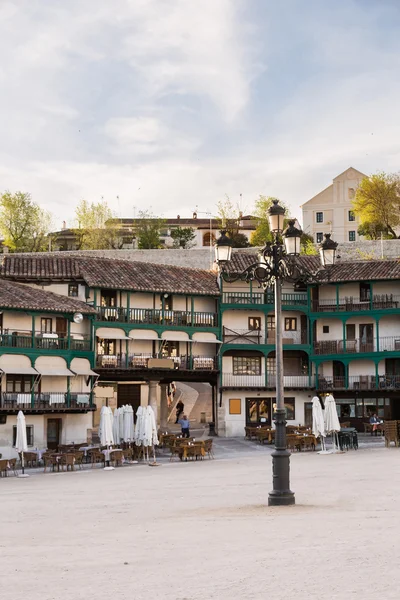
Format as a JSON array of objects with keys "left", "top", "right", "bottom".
[
  {"left": 193, "top": 211, "right": 197, "bottom": 219},
  {"left": 177, "top": 215, "right": 180, "bottom": 220},
  {"left": 62, "top": 221, "right": 67, "bottom": 230}
]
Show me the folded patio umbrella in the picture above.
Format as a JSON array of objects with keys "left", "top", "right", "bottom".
[
  {"left": 324, "top": 394, "right": 341, "bottom": 452},
  {"left": 123, "top": 405, "right": 135, "bottom": 443},
  {"left": 99, "top": 406, "right": 114, "bottom": 447},
  {"left": 16, "top": 410, "right": 29, "bottom": 478},
  {"left": 113, "top": 408, "right": 120, "bottom": 444},
  {"left": 312, "top": 396, "right": 326, "bottom": 452}
]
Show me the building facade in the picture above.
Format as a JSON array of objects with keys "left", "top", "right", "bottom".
[
  {"left": 301, "top": 167, "right": 367, "bottom": 244},
  {"left": 217, "top": 252, "right": 400, "bottom": 437}
]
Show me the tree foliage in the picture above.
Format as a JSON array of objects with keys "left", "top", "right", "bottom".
[
  {"left": 215, "top": 196, "right": 250, "bottom": 248},
  {"left": 0, "top": 191, "right": 53, "bottom": 252},
  {"left": 353, "top": 172, "right": 400, "bottom": 239},
  {"left": 73, "top": 199, "right": 123, "bottom": 250},
  {"left": 250, "top": 196, "right": 289, "bottom": 246},
  {"left": 135, "top": 210, "right": 166, "bottom": 249},
  {"left": 170, "top": 226, "right": 196, "bottom": 249}
]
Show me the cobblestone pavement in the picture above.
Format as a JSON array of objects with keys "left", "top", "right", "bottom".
[{"left": 2, "top": 439, "right": 399, "bottom": 600}]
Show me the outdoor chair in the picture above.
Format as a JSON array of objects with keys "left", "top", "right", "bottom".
[
  {"left": 123, "top": 448, "right": 133, "bottom": 461},
  {"left": 8, "top": 458, "right": 18, "bottom": 476},
  {"left": 74, "top": 451, "right": 84, "bottom": 469},
  {"left": 110, "top": 450, "right": 124, "bottom": 467},
  {"left": 0, "top": 459, "right": 9, "bottom": 477},
  {"left": 60, "top": 454, "right": 76, "bottom": 471},
  {"left": 21, "top": 452, "right": 38, "bottom": 468},
  {"left": 89, "top": 449, "right": 105, "bottom": 468},
  {"left": 384, "top": 421, "right": 399, "bottom": 447},
  {"left": 203, "top": 439, "right": 214, "bottom": 459}
]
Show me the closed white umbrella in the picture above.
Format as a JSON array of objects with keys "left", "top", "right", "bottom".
[
  {"left": 324, "top": 394, "right": 341, "bottom": 452},
  {"left": 123, "top": 405, "right": 135, "bottom": 442},
  {"left": 119, "top": 406, "right": 125, "bottom": 442},
  {"left": 99, "top": 406, "right": 114, "bottom": 445},
  {"left": 135, "top": 406, "right": 146, "bottom": 446},
  {"left": 142, "top": 406, "right": 159, "bottom": 465},
  {"left": 312, "top": 396, "right": 326, "bottom": 452},
  {"left": 16, "top": 410, "right": 29, "bottom": 478},
  {"left": 113, "top": 408, "right": 120, "bottom": 444}
]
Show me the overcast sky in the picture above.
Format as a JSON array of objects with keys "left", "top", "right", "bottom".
[{"left": 1, "top": 0, "right": 400, "bottom": 229}]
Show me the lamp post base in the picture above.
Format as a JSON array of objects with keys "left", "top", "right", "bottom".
[{"left": 268, "top": 409, "right": 295, "bottom": 506}]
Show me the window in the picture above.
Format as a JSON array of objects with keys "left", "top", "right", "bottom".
[
  {"left": 161, "top": 340, "right": 179, "bottom": 358},
  {"left": 68, "top": 283, "right": 79, "bottom": 297},
  {"left": 360, "top": 282, "right": 371, "bottom": 302},
  {"left": 248, "top": 317, "right": 261, "bottom": 330},
  {"left": 101, "top": 290, "right": 117, "bottom": 307},
  {"left": 271, "top": 397, "right": 296, "bottom": 420},
  {"left": 316, "top": 232, "right": 323, "bottom": 243},
  {"left": 13, "top": 425, "right": 34, "bottom": 446},
  {"left": 316, "top": 212, "right": 323, "bottom": 223},
  {"left": 6, "top": 376, "right": 35, "bottom": 393},
  {"left": 40, "top": 318, "right": 52, "bottom": 333},
  {"left": 349, "top": 231, "right": 356, "bottom": 242},
  {"left": 203, "top": 232, "right": 216, "bottom": 247},
  {"left": 233, "top": 356, "right": 261, "bottom": 375},
  {"left": 322, "top": 325, "right": 330, "bottom": 334},
  {"left": 229, "top": 399, "right": 241, "bottom": 415},
  {"left": 97, "top": 339, "right": 116, "bottom": 355},
  {"left": 246, "top": 398, "right": 272, "bottom": 425},
  {"left": 284, "top": 317, "right": 297, "bottom": 331},
  {"left": 348, "top": 210, "right": 355, "bottom": 222},
  {"left": 266, "top": 357, "right": 276, "bottom": 374},
  {"left": 267, "top": 315, "right": 275, "bottom": 331},
  {"left": 161, "top": 294, "right": 173, "bottom": 310}
]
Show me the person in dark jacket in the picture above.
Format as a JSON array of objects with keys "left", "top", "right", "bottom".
[{"left": 175, "top": 399, "right": 184, "bottom": 423}]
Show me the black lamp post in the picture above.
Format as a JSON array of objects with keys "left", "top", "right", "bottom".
[{"left": 215, "top": 202, "right": 338, "bottom": 506}]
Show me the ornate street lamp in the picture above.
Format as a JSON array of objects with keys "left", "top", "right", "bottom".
[{"left": 215, "top": 202, "right": 338, "bottom": 506}]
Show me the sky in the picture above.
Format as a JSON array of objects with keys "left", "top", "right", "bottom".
[{"left": 1, "top": 0, "right": 400, "bottom": 230}]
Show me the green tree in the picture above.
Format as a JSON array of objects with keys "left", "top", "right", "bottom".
[
  {"left": 357, "top": 221, "right": 390, "bottom": 240},
  {"left": 74, "top": 199, "right": 123, "bottom": 249},
  {"left": 0, "top": 191, "right": 53, "bottom": 252},
  {"left": 353, "top": 172, "right": 400, "bottom": 239},
  {"left": 135, "top": 210, "right": 166, "bottom": 249},
  {"left": 170, "top": 226, "right": 196, "bottom": 249},
  {"left": 250, "top": 196, "right": 289, "bottom": 246},
  {"left": 300, "top": 236, "right": 318, "bottom": 255}
]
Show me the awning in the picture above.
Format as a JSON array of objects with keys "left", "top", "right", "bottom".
[
  {"left": 191, "top": 332, "right": 223, "bottom": 343},
  {"left": 0, "top": 366, "right": 38, "bottom": 375},
  {"left": 161, "top": 331, "right": 190, "bottom": 341},
  {"left": 96, "top": 327, "right": 130, "bottom": 340},
  {"left": 129, "top": 330, "right": 161, "bottom": 340},
  {"left": 71, "top": 367, "right": 98, "bottom": 376},
  {"left": 35, "top": 367, "right": 75, "bottom": 377}
]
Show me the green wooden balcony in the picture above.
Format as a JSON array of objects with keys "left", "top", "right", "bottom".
[
  {"left": 95, "top": 306, "right": 218, "bottom": 328},
  {"left": 0, "top": 330, "right": 91, "bottom": 352},
  {"left": 221, "top": 291, "right": 308, "bottom": 307},
  {"left": 0, "top": 392, "right": 95, "bottom": 413},
  {"left": 313, "top": 335, "right": 400, "bottom": 355}
]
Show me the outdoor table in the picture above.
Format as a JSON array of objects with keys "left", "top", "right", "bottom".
[
  {"left": 30, "top": 449, "right": 47, "bottom": 462},
  {"left": 102, "top": 448, "right": 124, "bottom": 464},
  {"left": 338, "top": 428, "right": 358, "bottom": 451},
  {"left": 79, "top": 445, "right": 101, "bottom": 456},
  {"left": 179, "top": 442, "right": 205, "bottom": 461}
]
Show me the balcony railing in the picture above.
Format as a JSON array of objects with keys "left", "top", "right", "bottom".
[
  {"left": 0, "top": 330, "right": 91, "bottom": 352},
  {"left": 221, "top": 373, "right": 314, "bottom": 388},
  {"left": 222, "top": 292, "right": 308, "bottom": 306},
  {"left": 313, "top": 336, "right": 400, "bottom": 355},
  {"left": 95, "top": 307, "right": 218, "bottom": 327},
  {"left": 96, "top": 354, "right": 217, "bottom": 371},
  {"left": 0, "top": 392, "right": 94, "bottom": 411},
  {"left": 223, "top": 327, "right": 305, "bottom": 345},
  {"left": 312, "top": 294, "right": 400, "bottom": 313},
  {"left": 317, "top": 375, "right": 400, "bottom": 391}
]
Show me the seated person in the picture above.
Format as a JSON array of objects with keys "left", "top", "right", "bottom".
[{"left": 369, "top": 413, "right": 380, "bottom": 435}]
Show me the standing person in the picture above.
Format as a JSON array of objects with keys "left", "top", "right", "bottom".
[
  {"left": 178, "top": 415, "right": 190, "bottom": 438},
  {"left": 175, "top": 399, "right": 184, "bottom": 423}
]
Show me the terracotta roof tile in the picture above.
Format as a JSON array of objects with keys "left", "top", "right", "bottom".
[
  {"left": 0, "top": 279, "right": 97, "bottom": 314},
  {"left": 1, "top": 255, "right": 219, "bottom": 295},
  {"left": 228, "top": 251, "right": 400, "bottom": 283}
]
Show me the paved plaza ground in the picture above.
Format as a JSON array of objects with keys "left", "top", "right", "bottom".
[{"left": 2, "top": 441, "right": 399, "bottom": 600}]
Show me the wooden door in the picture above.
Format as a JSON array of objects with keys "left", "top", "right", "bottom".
[
  {"left": 304, "top": 402, "right": 313, "bottom": 428},
  {"left": 117, "top": 384, "right": 141, "bottom": 416},
  {"left": 300, "top": 315, "right": 308, "bottom": 344},
  {"left": 47, "top": 418, "right": 62, "bottom": 450},
  {"left": 56, "top": 317, "right": 67, "bottom": 337}
]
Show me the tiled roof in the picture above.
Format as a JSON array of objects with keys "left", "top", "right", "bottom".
[
  {"left": 0, "top": 279, "right": 97, "bottom": 314},
  {"left": 80, "top": 258, "right": 220, "bottom": 295},
  {"left": 0, "top": 255, "right": 220, "bottom": 295},
  {"left": 1, "top": 256, "right": 82, "bottom": 280},
  {"left": 228, "top": 251, "right": 400, "bottom": 283}
]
